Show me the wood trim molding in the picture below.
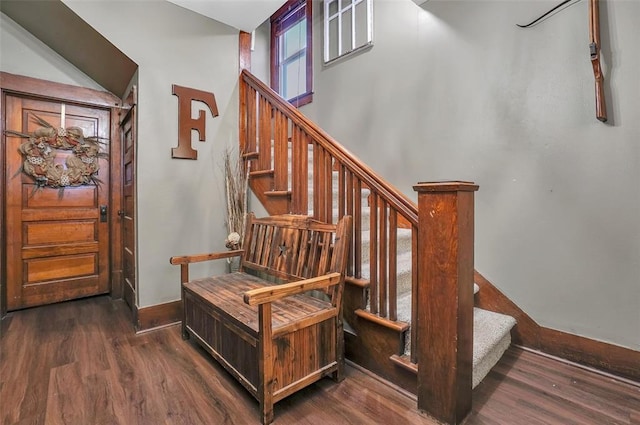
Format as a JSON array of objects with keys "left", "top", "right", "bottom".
[
  {"left": 538, "top": 328, "right": 640, "bottom": 383},
  {"left": 1, "top": 72, "right": 120, "bottom": 108},
  {"left": 136, "top": 300, "right": 182, "bottom": 332},
  {"left": 239, "top": 31, "right": 251, "bottom": 71},
  {"left": 0, "top": 87, "right": 4, "bottom": 315},
  {"left": 474, "top": 270, "right": 640, "bottom": 382}
]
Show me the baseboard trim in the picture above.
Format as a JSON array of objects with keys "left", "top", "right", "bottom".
[
  {"left": 136, "top": 300, "right": 182, "bottom": 332},
  {"left": 474, "top": 270, "right": 640, "bottom": 383},
  {"left": 538, "top": 327, "right": 640, "bottom": 383},
  {"left": 517, "top": 345, "right": 640, "bottom": 388}
]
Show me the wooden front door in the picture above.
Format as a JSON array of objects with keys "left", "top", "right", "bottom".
[{"left": 4, "top": 94, "right": 111, "bottom": 310}]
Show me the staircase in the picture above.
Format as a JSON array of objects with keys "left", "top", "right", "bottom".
[
  {"left": 238, "top": 69, "right": 516, "bottom": 422},
  {"left": 294, "top": 142, "right": 516, "bottom": 388}
]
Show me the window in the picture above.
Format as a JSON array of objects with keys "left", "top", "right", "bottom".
[
  {"left": 271, "top": 0, "right": 313, "bottom": 107},
  {"left": 323, "top": 0, "right": 373, "bottom": 64}
]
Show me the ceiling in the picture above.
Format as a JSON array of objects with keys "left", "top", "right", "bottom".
[
  {"left": 166, "top": 0, "right": 285, "bottom": 33},
  {"left": 1, "top": 0, "right": 285, "bottom": 98}
]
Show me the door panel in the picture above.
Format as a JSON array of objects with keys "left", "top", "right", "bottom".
[{"left": 5, "top": 95, "right": 110, "bottom": 310}]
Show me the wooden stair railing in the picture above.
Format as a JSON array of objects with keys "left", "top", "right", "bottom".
[
  {"left": 239, "top": 69, "right": 476, "bottom": 424},
  {"left": 239, "top": 69, "right": 419, "bottom": 350}
]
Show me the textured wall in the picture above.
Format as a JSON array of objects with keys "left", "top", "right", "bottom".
[
  {"left": 295, "top": 0, "right": 639, "bottom": 349},
  {"left": 1, "top": 12, "right": 105, "bottom": 90},
  {"left": 61, "top": 0, "right": 240, "bottom": 308}
]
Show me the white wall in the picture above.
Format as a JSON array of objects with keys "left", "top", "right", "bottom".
[
  {"left": 0, "top": 13, "right": 105, "bottom": 91},
  {"left": 251, "top": 21, "right": 271, "bottom": 84},
  {"left": 295, "top": 0, "right": 639, "bottom": 350},
  {"left": 62, "top": 0, "right": 241, "bottom": 308}
]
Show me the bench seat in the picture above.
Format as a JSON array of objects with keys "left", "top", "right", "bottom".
[{"left": 183, "top": 273, "right": 333, "bottom": 337}]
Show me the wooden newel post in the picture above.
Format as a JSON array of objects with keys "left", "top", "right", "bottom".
[{"left": 413, "top": 181, "right": 479, "bottom": 425}]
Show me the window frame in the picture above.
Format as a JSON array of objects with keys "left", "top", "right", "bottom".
[
  {"left": 323, "top": 0, "right": 373, "bottom": 65},
  {"left": 270, "top": 0, "right": 313, "bottom": 107}
]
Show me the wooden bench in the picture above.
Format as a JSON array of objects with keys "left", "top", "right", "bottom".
[{"left": 170, "top": 214, "right": 352, "bottom": 424}]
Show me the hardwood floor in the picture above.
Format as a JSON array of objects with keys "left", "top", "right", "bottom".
[{"left": 1, "top": 296, "right": 638, "bottom": 425}]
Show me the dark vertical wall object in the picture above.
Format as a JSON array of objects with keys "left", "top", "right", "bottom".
[
  {"left": 171, "top": 85, "right": 219, "bottom": 159},
  {"left": 589, "top": 0, "right": 607, "bottom": 122},
  {"left": 516, "top": 0, "right": 608, "bottom": 122}
]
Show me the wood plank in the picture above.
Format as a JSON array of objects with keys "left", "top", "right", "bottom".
[
  {"left": 389, "top": 209, "right": 398, "bottom": 321},
  {"left": 369, "top": 192, "right": 378, "bottom": 314},
  {"left": 273, "top": 110, "right": 288, "bottom": 192},
  {"left": 25, "top": 253, "right": 96, "bottom": 283},
  {"left": 379, "top": 199, "right": 388, "bottom": 317},
  {"left": 24, "top": 220, "right": 96, "bottom": 245},
  {"left": 20, "top": 277, "right": 101, "bottom": 309},
  {"left": 2, "top": 297, "right": 639, "bottom": 425},
  {"left": 258, "top": 96, "right": 271, "bottom": 171},
  {"left": 183, "top": 274, "right": 333, "bottom": 335},
  {"left": 22, "top": 242, "right": 99, "bottom": 259},
  {"left": 22, "top": 186, "right": 97, "bottom": 208},
  {"left": 244, "top": 273, "right": 341, "bottom": 306},
  {"left": 258, "top": 302, "right": 274, "bottom": 424}
]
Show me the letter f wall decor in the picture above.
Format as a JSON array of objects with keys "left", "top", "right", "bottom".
[{"left": 171, "top": 84, "right": 219, "bottom": 159}]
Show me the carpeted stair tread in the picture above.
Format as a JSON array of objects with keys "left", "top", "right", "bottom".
[
  {"left": 472, "top": 307, "right": 516, "bottom": 388},
  {"left": 394, "top": 304, "right": 516, "bottom": 388}
]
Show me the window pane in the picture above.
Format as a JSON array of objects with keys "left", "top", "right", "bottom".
[
  {"left": 342, "top": 8, "right": 353, "bottom": 52},
  {"left": 282, "top": 53, "right": 306, "bottom": 100},
  {"left": 282, "top": 20, "right": 306, "bottom": 61},
  {"left": 328, "top": 0, "right": 338, "bottom": 16},
  {"left": 355, "top": 0, "right": 369, "bottom": 47},
  {"left": 328, "top": 16, "right": 339, "bottom": 60},
  {"left": 271, "top": 0, "right": 312, "bottom": 105}
]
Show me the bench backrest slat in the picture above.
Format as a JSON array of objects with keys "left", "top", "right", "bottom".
[{"left": 240, "top": 214, "right": 352, "bottom": 307}]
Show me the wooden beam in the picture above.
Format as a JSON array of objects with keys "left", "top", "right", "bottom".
[
  {"left": 239, "top": 31, "right": 251, "bottom": 71},
  {"left": 413, "top": 181, "right": 478, "bottom": 425}
]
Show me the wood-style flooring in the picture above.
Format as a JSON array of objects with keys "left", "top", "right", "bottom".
[{"left": 1, "top": 296, "right": 638, "bottom": 424}]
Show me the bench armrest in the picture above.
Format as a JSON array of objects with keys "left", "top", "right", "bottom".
[
  {"left": 170, "top": 249, "right": 243, "bottom": 284},
  {"left": 170, "top": 249, "right": 243, "bottom": 265},
  {"left": 243, "top": 272, "right": 342, "bottom": 306}
]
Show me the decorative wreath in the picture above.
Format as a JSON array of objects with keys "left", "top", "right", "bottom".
[{"left": 7, "top": 115, "right": 107, "bottom": 188}]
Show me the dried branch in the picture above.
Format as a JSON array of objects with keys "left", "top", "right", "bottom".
[{"left": 223, "top": 147, "right": 249, "bottom": 249}]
